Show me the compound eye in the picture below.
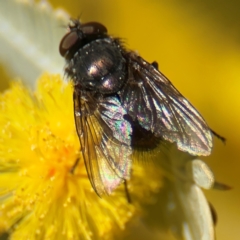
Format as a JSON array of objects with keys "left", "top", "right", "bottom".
[
  {"left": 59, "top": 31, "right": 79, "bottom": 57},
  {"left": 81, "top": 22, "right": 107, "bottom": 35}
]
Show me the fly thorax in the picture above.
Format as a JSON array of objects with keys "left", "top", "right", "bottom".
[{"left": 72, "top": 39, "right": 126, "bottom": 94}]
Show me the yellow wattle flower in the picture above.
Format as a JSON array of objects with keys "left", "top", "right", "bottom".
[{"left": 0, "top": 74, "right": 162, "bottom": 240}]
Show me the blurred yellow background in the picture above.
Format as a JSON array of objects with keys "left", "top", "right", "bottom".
[{"left": 1, "top": 0, "right": 240, "bottom": 239}]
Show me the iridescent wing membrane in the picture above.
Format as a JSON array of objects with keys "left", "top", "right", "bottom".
[
  {"left": 119, "top": 52, "right": 213, "bottom": 156},
  {"left": 73, "top": 51, "right": 213, "bottom": 195},
  {"left": 73, "top": 91, "right": 132, "bottom": 196}
]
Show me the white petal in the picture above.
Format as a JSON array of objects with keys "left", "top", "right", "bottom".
[
  {"left": 0, "top": 0, "right": 69, "bottom": 87},
  {"left": 187, "top": 159, "right": 214, "bottom": 189},
  {"left": 160, "top": 143, "right": 215, "bottom": 240}
]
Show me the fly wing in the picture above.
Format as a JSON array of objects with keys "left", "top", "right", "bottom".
[
  {"left": 73, "top": 90, "right": 132, "bottom": 196},
  {"left": 119, "top": 53, "right": 212, "bottom": 156}
]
